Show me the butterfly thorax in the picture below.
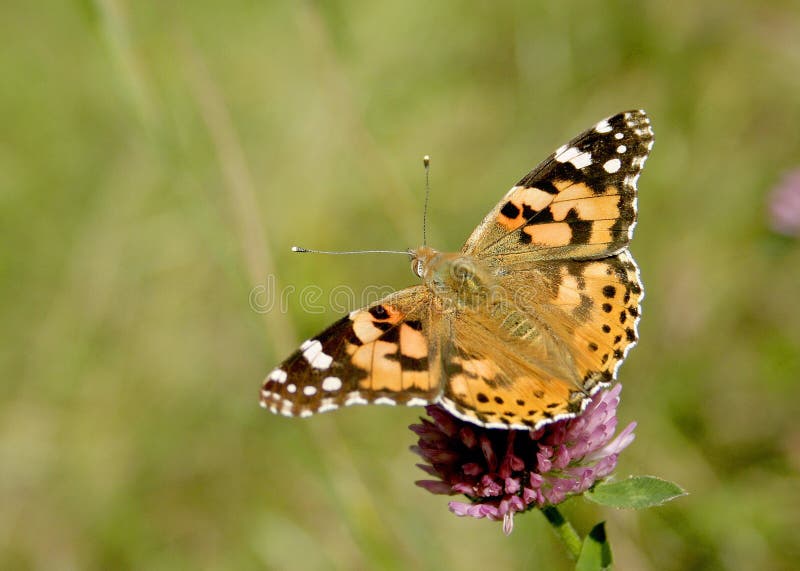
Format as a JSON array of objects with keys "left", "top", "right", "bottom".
[{"left": 413, "top": 246, "right": 547, "bottom": 345}]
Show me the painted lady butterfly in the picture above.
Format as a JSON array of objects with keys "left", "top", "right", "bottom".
[{"left": 261, "top": 110, "right": 653, "bottom": 429}]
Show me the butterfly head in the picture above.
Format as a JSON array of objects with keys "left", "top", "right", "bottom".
[
  {"left": 412, "top": 247, "right": 495, "bottom": 309},
  {"left": 410, "top": 246, "right": 438, "bottom": 278}
]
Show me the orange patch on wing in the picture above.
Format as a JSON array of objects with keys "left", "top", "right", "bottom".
[
  {"left": 403, "top": 370, "right": 432, "bottom": 392},
  {"left": 583, "top": 260, "right": 615, "bottom": 279},
  {"left": 550, "top": 194, "right": 621, "bottom": 222},
  {"left": 554, "top": 274, "right": 583, "bottom": 309},
  {"left": 553, "top": 180, "right": 594, "bottom": 201},
  {"left": 459, "top": 358, "right": 499, "bottom": 380},
  {"left": 588, "top": 218, "right": 616, "bottom": 244},
  {"left": 447, "top": 357, "right": 501, "bottom": 402},
  {"left": 497, "top": 215, "right": 519, "bottom": 231},
  {"left": 347, "top": 343, "right": 374, "bottom": 372},
  {"left": 399, "top": 324, "right": 427, "bottom": 359},
  {"left": 518, "top": 187, "right": 554, "bottom": 210},
  {"left": 524, "top": 222, "right": 572, "bottom": 246},
  {"left": 378, "top": 304, "right": 404, "bottom": 322},
  {"left": 353, "top": 319, "right": 384, "bottom": 344},
  {"left": 360, "top": 340, "right": 402, "bottom": 391},
  {"left": 448, "top": 374, "right": 471, "bottom": 400}
]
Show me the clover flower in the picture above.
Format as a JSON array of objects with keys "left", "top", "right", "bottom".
[
  {"left": 768, "top": 168, "right": 800, "bottom": 237},
  {"left": 410, "top": 384, "right": 636, "bottom": 535}
]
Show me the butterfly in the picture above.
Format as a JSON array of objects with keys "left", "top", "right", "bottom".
[{"left": 261, "top": 110, "right": 652, "bottom": 429}]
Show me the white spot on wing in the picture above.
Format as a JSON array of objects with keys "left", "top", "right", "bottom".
[
  {"left": 374, "top": 397, "right": 396, "bottom": 406},
  {"left": 555, "top": 146, "right": 592, "bottom": 169},
  {"left": 311, "top": 352, "right": 333, "bottom": 370},
  {"left": 321, "top": 376, "right": 343, "bottom": 392},
  {"left": 345, "top": 392, "right": 368, "bottom": 406},
  {"left": 318, "top": 400, "right": 339, "bottom": 413},
  {"left": 555, "top": 146, "right": 578, "bottom": 163},
  {"left": 299, "top": 410, "right": 313, "bottom": 418},
  {"left": 303, "top": 385, "right": 317, "bottom": 396},
  {"left": 614, "top": 132, "right": 624, "bottom": 140},
  {"left": 268, "top": 369, "right": 287, "bottom": 384},
  {"left": 603, "top": 158, "right": 621, "bottom": 173},
  {"left": 406, "top": 398, "right": 428, "bottom": 406},
  {"left": 287, "top": 384, "right": 297, "bottom": 394},
  {"left": 302, "top": 339, "right": 333, "bottom": 370},
  {"left": 616, "top": 145, "right": 627, "bottom": 154},
  {"left": 571, "top": 151, "right": 592, "bottom": 169},
  {"left": 595, "top": 119, "right": 612, "bottom": 133}
]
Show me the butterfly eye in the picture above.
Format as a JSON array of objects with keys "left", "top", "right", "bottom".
[{"left": 412, "top": 259, "right": 424, "bottom": 278}]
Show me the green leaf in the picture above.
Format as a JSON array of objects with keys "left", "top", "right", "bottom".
[
  {"left": 575, "top": 522, "right": 612, "bottom": 571},
  {"left": 585, "top": 476, "right": 687, "bottom": 509}
]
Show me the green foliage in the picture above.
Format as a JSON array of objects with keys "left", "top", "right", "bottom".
[
  {"left": 576, "top": 523, "right": 613, "bottom": 571},
  {"left": 586, "top": 476, "right": 687, "bottom": 509},
  {"left": 2, "top": 0, "right": 800, "bottom": 569}
]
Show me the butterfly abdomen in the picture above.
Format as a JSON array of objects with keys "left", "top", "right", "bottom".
[{"left": 487, "top": 299, "right": 541, "bottom": 341}]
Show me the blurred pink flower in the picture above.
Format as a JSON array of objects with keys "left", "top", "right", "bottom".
[
  {"left": 769, "top": 169, "right": 800, "bottom": 236},
  {"left": 410, "top": 384, "right": 635, "bottom": 535}
]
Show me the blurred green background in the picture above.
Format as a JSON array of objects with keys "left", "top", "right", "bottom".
[{"left": 2, "top": 1, "right": 800, "bottom": 569}]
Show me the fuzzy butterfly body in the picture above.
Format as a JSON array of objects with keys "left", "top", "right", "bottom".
[{"left": 261, "top": 110, "right": 652, "bottom": 429}]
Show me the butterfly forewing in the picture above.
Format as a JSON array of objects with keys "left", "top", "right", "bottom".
[
  {"left": 260, "top": 287, "right": 441, "bottom": 418},
  {"left": 462, "top": 110, "right": 653, "bottom": 262}
]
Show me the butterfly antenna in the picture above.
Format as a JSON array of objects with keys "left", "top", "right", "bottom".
[
  {"left": 422, "top": 155, "right": 431, "bottom": 247},
  {"left": 291, "top": 246, "right": 410, "bottom": 256},
  {"left": 292, "top": 157, "right": 431, "bottom": 258}
]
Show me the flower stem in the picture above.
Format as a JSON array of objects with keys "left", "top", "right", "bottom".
[{"left": 541, "top": 506, "right": 582, "bottom": 560}]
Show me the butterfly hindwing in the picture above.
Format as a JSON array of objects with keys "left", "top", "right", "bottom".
[
  {"left": 435, "top": 250, "right": 643, "bottom": 429},
  {"left": 260, "top": 286, "right": 440, "bottom": 418},
  {"left": 512, "top": 251, "right": 643, "bottom": 389},
  {"left": 438, "top": 309, "right": 587, "bottom": 429},
  {"left": 462, "top": 110, "right": 653, "bottom": 261}
]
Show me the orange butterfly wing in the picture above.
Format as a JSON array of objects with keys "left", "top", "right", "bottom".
[
  {"left": 463, "top": 110, "right": 653, "bottom": 262},
  {"left": 260, "top": 287, "right": 441, "bottom": 418}
]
